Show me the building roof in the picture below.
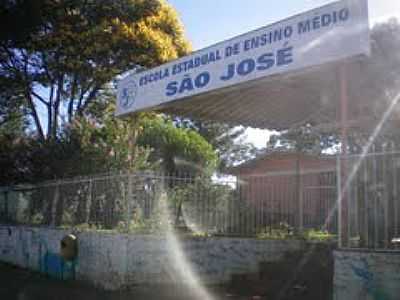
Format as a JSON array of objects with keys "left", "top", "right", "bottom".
[{"left": 228, "top": 150, "right": 335, "bottom": 174}]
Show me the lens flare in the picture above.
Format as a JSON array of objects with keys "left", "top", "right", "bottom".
[
  {"left": 157, "top": 191, "right": 215, "bottom": 300},
  {"left": 321, "top": 90, "right": 400, "bottom": 240}
]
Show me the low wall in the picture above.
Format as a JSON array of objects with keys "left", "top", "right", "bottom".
[
  {"left": 333, "top": 249, "right": 400, "bottom": 300},
  {"left": 0, "top": 226, "right": 303, "bottom": 290}
]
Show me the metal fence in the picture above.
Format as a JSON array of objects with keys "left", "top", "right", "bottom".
[
  {"left": 3, "top": 151, "right": 400, "bottom": 247},
  {"left": 0, "top": 170, "right": 338, "bottom": 236},
  {"left": 339, "top": 150, "right": 400, "bottom": 249},
  {"left": 236, "top": 170, "right": 337, "bottom": 234}
]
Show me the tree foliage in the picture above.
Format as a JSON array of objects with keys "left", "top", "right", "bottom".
[
  {"left": 138, "top": 116, "right": 218, "bottom": 174},
  {"left": 0, "top": 81, "right": 28, "bottom": 135},
  {"left": 0, "top": 0, "right": 217, "bottom": 185},
  {"left": 0, "top": 0, "right": 190, "bottom": 141},
  {"left": 174, "top": 119, "right": 259, "bottom": 171},
  {"left": 361, "top": 18, "right": 400, "bottom": 108},
  {"left": 195, "top": 122, "right": 259, "bottom": 170},
  {"left": 0, "top": 117, "right": 152, "bottom": 185},
  {"left": 0, "top": 0, "right": 47, "bottom": 43},
  {"left": 266, "top": 124, "right": 339, "bottom": 154},
  {"left": 0, "top": 97, "right": 218, "bottom": 185}
]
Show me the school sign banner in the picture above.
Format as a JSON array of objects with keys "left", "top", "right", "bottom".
[{"left": 116, "top": 0, "right": 369, "bottom": 117}]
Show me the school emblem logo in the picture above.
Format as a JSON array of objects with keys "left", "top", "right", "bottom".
[{"left": 119, "top": 80, "right": 138, "bottom": 110}]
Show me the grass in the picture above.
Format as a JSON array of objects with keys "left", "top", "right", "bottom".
[
  {"left": 54, "top": 222, "right": 338, "bottom": 243},
  {"left": 255, "top": 223, "right": 337, "bottom": 242},
  {"left": 301, "top": 229, "right": 337, "bottom": 242}
]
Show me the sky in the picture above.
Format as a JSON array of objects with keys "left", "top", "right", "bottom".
[{"left": 167, "top": 0, "right": 400, "bottom": 148}]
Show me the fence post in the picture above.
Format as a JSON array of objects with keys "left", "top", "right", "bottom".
[
  {"left": 85, "top": 180, "right": 92, "bottom": 224},
  {"left": 126, "top": 173, "right": 133, "bottom": 232},
  {"left": 299, "top": 175, "right": 304, "bottom": 232},
  {"left": 51, "top": 182, "right": 60, "bottom": 227},
  {"left": 296, "top": 155, "right": 304, "bottom": 232},
  {"left": 383, "top": 151, "right": 389, "bottom": 249},
  {"left": 4, "top": 190, "right": 9, "bottom": 223}
]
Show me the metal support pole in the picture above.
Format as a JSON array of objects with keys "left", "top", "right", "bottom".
[
  {"left": 337, "top": 155, "right": 343, "bottom": 248},
  {"left": 339, "top": 63, "right": 349, "bottom": 248},
  {"left": 394, "top": 149, "right": 399, "bottom": 239}
]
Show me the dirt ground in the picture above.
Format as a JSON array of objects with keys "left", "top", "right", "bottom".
[{"left": 0, "top": 243, "right": 334, "bottom": 300}]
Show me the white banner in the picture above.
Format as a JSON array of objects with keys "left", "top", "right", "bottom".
[{"left": 116, "top": 0, "right": 369, "bottom": 117}]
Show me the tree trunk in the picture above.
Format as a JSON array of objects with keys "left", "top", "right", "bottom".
[{"left": 26, "top": 92, "right": 45, "bottom": 141}]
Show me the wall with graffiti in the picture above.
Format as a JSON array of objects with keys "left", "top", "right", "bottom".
[
  {"left": 334, "top": 250, "right": 400, "bottom": 300},
  {"left": 0, "top": 226, "right": 76, "bottom": 280},
  {"left": 0, "top": 225, "right": 303, "bottom": 290}
]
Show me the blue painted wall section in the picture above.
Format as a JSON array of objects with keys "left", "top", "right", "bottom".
[
  {"left": 40, "top": 251, "right": 76, "bottom": 280},
  {"left": 35, "top": 232, "right": 77, "bottom": 280},
  {"left": 0, "top": 226, "right": 76, "bottom": 281},
  {"left": 349, "top": 257, "right": 390, "bottom": 300},
  {"left": 334, "top": 250, "right": 400, "bottom": 300}
]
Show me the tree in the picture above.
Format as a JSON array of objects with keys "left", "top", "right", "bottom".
[
  {"left": 0, "top": 133, "right": 34, "bottom": 185},
  {"left": 174, "top": 118, "right": 259, "bottom": 171},
  {"left": 0, "top": 90, "right": 153, "bottom": 185},
  {"left": 195, "top": 122, "right": 260, "bottom": 170},
  {"left": 138, "top": 116, "right": 218, "bottom": 175},
  {"left": 0, "top": 0, "right": 190, "bottom": 141},
  {"left": 352, "top": 18, "right": 400, "bottom": 151},
  {"left": 0, "top": 1, "right": 47, "bottom": 43},
  {"left": 0, "top": 100, "right": 218, "bottom": 185},
  {"left": 266, "top": 123, "right": 339, "bottom": 154},
  {"left": 0, "top": 120, "right": 153, "bottom": 185},
  {"left": 0, "top": 87, "right": 28, "bottom": 136},
  {"left": 361, "top": 19, "right": 400, "bottom": 109},
  {"left": 81, "top": 88, "right": 218, "bottom": 175}
]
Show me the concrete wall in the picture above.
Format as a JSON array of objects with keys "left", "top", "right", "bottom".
[
  {"left": 334, "top": 249, "right": 400, "bottom": 300},
  {"left": 0, "top": 225, "right": 303, "bottom": 290}
]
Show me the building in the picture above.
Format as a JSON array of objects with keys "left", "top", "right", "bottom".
[{"left": 229, "top": 151, "right": 337, "bottom": 231}]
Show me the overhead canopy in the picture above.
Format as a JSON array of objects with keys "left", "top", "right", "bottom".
[
  {"left": 157, "top": 60, "right": 363, "bottom": 130},
  {"left": 117, "top": 0, "right": 370, "bottom": 130}
]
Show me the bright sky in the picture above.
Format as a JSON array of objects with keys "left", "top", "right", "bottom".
[{"left": 168, "top": 0, "right": 400, "bottom": 148}]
